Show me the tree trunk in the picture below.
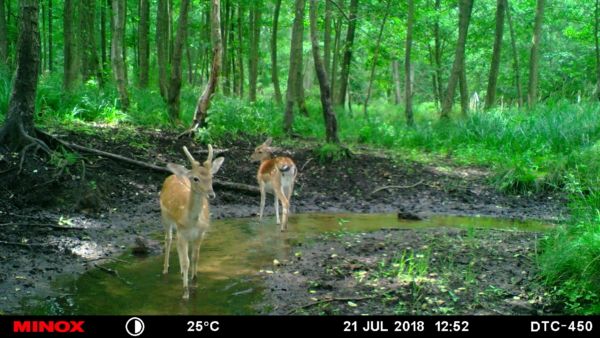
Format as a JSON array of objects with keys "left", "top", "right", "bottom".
[
  {"left": 138, "top": 0, "right": 149, "bottom": 88},
  {"left": 283, "top": 0, "right": 306, "bottom": 134},
  {"left": 596, "top": 0, "right": 600, "bottom": 101},
  {"left": 166, "top": 0, "right": 190, "bottom": 122},
  {"left": 392, "top": 59, "right": 401, "bottom": 105},
  {"left": 527, "top": 0, "right": 545, "bottom": 108},
  {"left": 485, "top": 0, "right": 505, "bottom": 109},
  {"left": 156, "top": 0, "right": 169, "bottom": 99},
  {"left": 427, "top": 45, "right": 439, "bottom": 109},
  {"left": 330, "top": 16, "right": 342, "bottom": 96},
  {"left": 63, "top": 0, "right": 77, "bottom": 90},
  {"left": 236, "top": 3, "right": 244, "bottom": 97},
  {"left": 459, "top": 64, "right": 468, "bottom": 115},
  {"left": 164, "top": 0, "right": 190, "bottom": 122},
  {"left": 441, "top": 0, "right": 474, "bottom": 118},
  {"left": 270, "top": 0, "right": 283, "bottom": 105},
  {"left": 101, "top": 0, "right": 107, "bottom": 69},
  {"left": 80, "top": 0, "right": 102, "bottom": 86},
  {"left": 190, "top": 0, "right": 222, "bottom": 130},
  {"left": 433, "top": 0, "right": 443, "bottom": 106},
  {"left": 505, "top": 0, "right": 522, "bottom": 107},
  {"left": 221, "top": 0, "right": 229, "bottom": 95},
  {"left": 337, "top": 0, "right": 358, "bottom": 107},
  {"left": 0, "top": 0, "right": 42, "bottom": 150},
  {"left": 0, "top": 0, "right": 7, "bottom": 64},
  {"left": 309, "top": 0, "right": 338, "bottom": 144},
  {"left": 405, "top": 0, "right": 414, "bottom": 126},
  {"left": 41, "top": 0, "right": 46, "bottom": 71},
  {"left": 111, "top": 0, "right": 129, "bottom": 110},
  {"left": 47, "top": 0, "right": 53, "bottom": 71},
  {"left": 248, "top": 1, "right": 261, "bottom": 102},
  {"left": 324, "top": 0, "right": 332, "bottom": 77},
  {"left": 363, "top": 0, "right": 391, "bottom": 118}
]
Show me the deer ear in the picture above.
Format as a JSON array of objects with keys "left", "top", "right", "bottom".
[
  {"left": 167, "top": 163, "right": 189, "bottom": 178},
  {"left": 211, "top": 157, "right": 225, "bottom": 175},
  {"left": 264, "top": 137, "right": 273, "bottom": 146}
]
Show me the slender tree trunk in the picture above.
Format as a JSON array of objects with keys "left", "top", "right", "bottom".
[
  {"left": 331, "top": 16, "right": 342, "bottom": 96},
  {"left": 47, "top": 0, "right": 53, "bottom": 71},
  {"left": 248, "top": 1, "right": 261, "bottom": 102},
  {"left": 309, "top": 0, "right": 338, "bottom": 144},
  {"left": 284, "top": 0, "right": 306, "bottom": 134},
  {"left": 363, "top": 0, "right": 391, "bottom": 118},
  {"left": 337, "top": 0, "right": 358, "bottom": 107},
  {"left": 111, "top": 0, "right": 129, "bottom": 110},
  {"left": 0, "top": 0, "right": 7, "bottom": 64},
  {"left": 441, "top": 0, "right": 474, "bottom": 118},
  {"left": 157, "top": 0, "right": 169, "bottom": 99},
  {"left": 527, "top": 0, "right": 545, "bottom": 108},
  {"left": 166, "top": 0, "right": 190, "bottom": 122},
  {"left": 221, "top": 0, "right": 228, "bottom": 95},
  {"left": 190, "top": 0, "right": 222, "bottom": 130},
  {"left": 63, "top": 0, "right": 77, "bottom": 90},
  {"left": 101, "top": 0, "right": 107, "bottom": 69},
  {"left": 41, "top": 0, "right": 46, "bottom": 71},
  {"left": 236, "top": 3, "right": 244, "bottom": 97},
  {"left": 138, "top": 0, "right": 149, "bottom": 88},
  {"left": 227, "top": 3, "right": 235, "bottom": 90},
  {"left": 485, "top": 0, "right": 505, "bottom": 109},
  {"left": 505, "top": 0, "right": 522, "bottom": 107},
  {"left": 405, "top": 0, "right": 414, "bottom": 126},
  {"left": 596, "top": 0, "right": 600, "bottom": 101},
  {"left": 433, "top": 0, "right": 443, "bottom": 106},
  {"left": 324, "top": 0, "right": 332, "bottom": 77},
  {"left": 0, "top": 0, "right": 42, "bottom": 150},
  {"left": 80, "top": 0, "right": 102, "bottom": 85},
  {"left": 459, "top": 64, "right": 468, "bottom": 115},
  {"left": 270, "top": 0, "right": 283, "bottom": 105},
  {"left": 428, "top": 45, "right": 439, "bottom": 109},
  {"left": 392, "top": 59, "right": 401, "bottom": 105}
]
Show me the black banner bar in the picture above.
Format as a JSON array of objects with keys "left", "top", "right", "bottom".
[{"left": 0, "top": 316, "right": 598, "bottom": 337}]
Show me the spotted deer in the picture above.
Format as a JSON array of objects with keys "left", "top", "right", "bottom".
[
  {"left": 250, "top": 138, "right": 298, "bottom": 231},
  {"left": 160, "top": 145, "right": 224, "bottom": 299}
]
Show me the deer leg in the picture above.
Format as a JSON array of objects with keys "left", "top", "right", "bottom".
[
  {"left": 161, "top": 214, "right": 173, "bottom": 274},
  {"left": 191, "top": 232, "right": 205, "bottom": 283},
  {"left": 274, "top": 194, "right": 280, "bottom": 224},
  {"left": 259, "top": 182, "right": 266, "bottom": 221},
  {"left": 273, "top": 187, "right": 290, "bottom": 232},
  {"left": 177, "top": 236, "right": 190, "bottom": 300}
]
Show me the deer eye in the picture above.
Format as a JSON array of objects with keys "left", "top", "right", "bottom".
[{"left": 192, "top": 177, "right": 200, "bottom": 182}]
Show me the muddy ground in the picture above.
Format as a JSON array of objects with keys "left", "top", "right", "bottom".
[{"left": 0, "top": 127, "right": 566, "bottom": 314}]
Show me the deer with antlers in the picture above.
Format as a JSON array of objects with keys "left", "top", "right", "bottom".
[
  {"left": 250, "top": 138, "right": 298, "bottom": 231},
  {"left": 160, "top": 145, "right": 224, "bottom": 299}
]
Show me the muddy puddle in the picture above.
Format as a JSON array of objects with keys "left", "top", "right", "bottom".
[{"left": 22, "top": 213, "right": 552, "bottom": 315}]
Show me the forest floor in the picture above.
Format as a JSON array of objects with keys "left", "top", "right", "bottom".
[{"left": 0, "top": 126, "right": 566, "bottom": 314}]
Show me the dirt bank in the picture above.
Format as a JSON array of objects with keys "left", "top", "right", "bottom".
[{"left": 0, "top": 127, "right": 565, "bottom": 314}]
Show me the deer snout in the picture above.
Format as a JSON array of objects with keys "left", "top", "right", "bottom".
[{"left": 208, "top": 190, "right": 216, "bottom": 199}]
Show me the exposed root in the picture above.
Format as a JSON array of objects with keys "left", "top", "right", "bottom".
[{"left": 370, "top": 180, "right": 424, "bottom": 195}]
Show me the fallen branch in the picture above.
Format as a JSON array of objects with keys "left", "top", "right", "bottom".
[
  {"left": 0, "top": 222, "right": 85, "bottom": 231},
  {"left": 287, "top": 295, "right": 375, "bottom": 314},
  {"left": 370, "top": 180, "right": 424, "bottom": 195},
  {"left": 300, "top": 158, "right": 313, "bottom": 171},
  {"left": 0, "top": 240, "right": 48, "bottom": 248},
  {"left": 37, "top": 129, "right": 260, "bottom": 194}
]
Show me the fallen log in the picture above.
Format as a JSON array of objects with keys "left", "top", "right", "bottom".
[{"left": 37, "top": 129, "right": 260, "bottom": 194}]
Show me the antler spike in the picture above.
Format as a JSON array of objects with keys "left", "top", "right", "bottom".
[
  {"left": 204, "top": 144, "right": 214, "bottom": 167},
  {"left": 183, "top": 146, "right": 198, "bottom": 167}
]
